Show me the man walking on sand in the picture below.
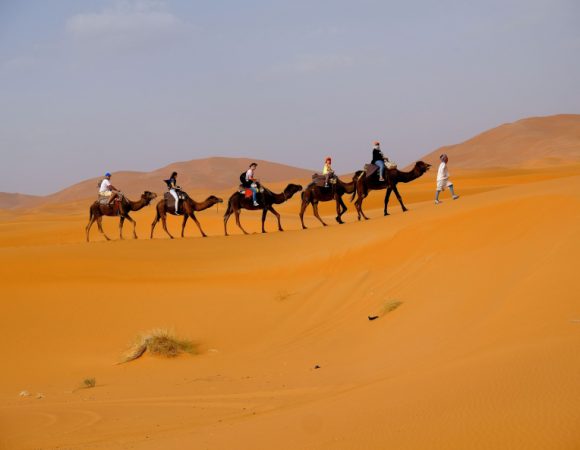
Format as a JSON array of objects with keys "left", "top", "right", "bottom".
[{"left": 435, "top": 154, "right": 459, "bottom": 204}]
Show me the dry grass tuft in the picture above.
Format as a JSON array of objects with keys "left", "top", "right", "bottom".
[
  {"left": 380, "top": 300, "right": 403, "bottom": 316},
  {"left": 83, "top": 378, "right": 96, "bottom": 389},
  {"left": 122, "top": 328, "right": 198, "bottom": 363}
]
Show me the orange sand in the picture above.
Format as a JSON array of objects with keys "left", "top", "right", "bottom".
[{"left": 1, "top": 165, "right": 580, "bottom": 450}]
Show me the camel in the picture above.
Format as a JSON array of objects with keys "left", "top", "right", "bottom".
[
  {"left": 86, "top": 191, "right": 158, "bottom": 242},
  {"left": 223, "top": 183, "right": 303, "bottom": 236},
  {"left": 150, "top": 192, "right": 223, "bottom": 239},
  {"left": 299, "top": 176, "right": 357, "bottom": 229},
  {"left": 351, "top": 161, "right": 431, "bottom": 220}
]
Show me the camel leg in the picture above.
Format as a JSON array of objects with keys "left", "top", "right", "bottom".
[
  {"left": 312, "top": 202, "right": 327, "bottom": 227},
  {"left": 86, "top": 216, "right": 96, "bottom": 242},
  {"left": 181, "top": 215, "right": 188, "bottom": 238},
  {"left": 392, "top": 185, "right": 407, "bottom": 212},
  {"left": 96, "top": 216, "right": 111, "bottom": 241},
  {"left": 384, "top": 187, "right": 393, "bottom": 216},
  {"left": 234, "top": 209, "right": 249, "bottom": 235},
  {"left": 161, "top": 213, "right": 174, "bottom": 239},
  {"left": 189, "top": 213, "right": 207, "bottom": 238},
  {"left": 299, "top": 199, "right": 309, "bottom": 229},
  {"left": 261, "top": 208, "right": 268, "bottom": 233},
  {"left": 224, "top": 212, "right": 231, "bottom": 236},
  {"left": 150, "top": 210, "right": 160, "bottom": 239},
  {"left": 268, "top": 206, "right": 283, "bottom": 232},
  {"left": 119, "top": 216, "right": 125, "bottom": 240},
  {"left": 355, "top": 195, "right": 369, "bottom": 221},
  {"left": 124, "top": 214, "right": 138, "bottom": 239},
  {"left": 336, "top": 196, "right": 347, "bottom": 224}
]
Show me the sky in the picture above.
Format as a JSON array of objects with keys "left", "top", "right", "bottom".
[{"left": 1, "top": 0, "right": 579, "bottom": 195}]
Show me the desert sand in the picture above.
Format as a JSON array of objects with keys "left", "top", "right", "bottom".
[{"left": 1, "top": 153, "right": 579, "bottom": 449}]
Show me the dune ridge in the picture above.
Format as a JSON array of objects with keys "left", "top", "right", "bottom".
[{"left": 421, "top": 114, "right": 580, "bottom": 168}]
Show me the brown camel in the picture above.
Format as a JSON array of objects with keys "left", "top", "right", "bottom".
[
  {"left": 351, "top": 161, "right": 431, "bottom": 220},
  {"left": 223, "top": 183, "right": 303, "bottom": 236},
  {"left": 150, "top": 192, "right": 223, "bottom": 239},
  {"left": 86, "top": 191, "right": 158, "bottom": 242},
  {"left": 299, "top": 176, "right": 357, "bottom": 229}
]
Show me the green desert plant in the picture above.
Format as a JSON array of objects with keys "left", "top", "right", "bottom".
[{"left": 122, "top": 328, "right": 198, "bottom": 363}]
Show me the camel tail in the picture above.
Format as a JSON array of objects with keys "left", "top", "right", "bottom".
[
  {"left": 350, "top": 171, "right": 363, "bottom": 202},
  {"left": 224, "top": 196, "right": 235, "bottom": 219}
]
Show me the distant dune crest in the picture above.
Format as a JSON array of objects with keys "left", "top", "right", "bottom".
[
  {"left": 422, "top": 114, "right": 580, "bottom": 169},
  {"left": 2, "top": 115, "right": 580, "bottom": 209}
]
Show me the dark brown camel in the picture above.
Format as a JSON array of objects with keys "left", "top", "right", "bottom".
[
  {"left": 299, "top": 176, "right": 357, "bottom": 229},
  {"left": 150, "top": 193, "right": 223, "bottom": 239},
  {"left": 85, "top": 191, "right": 158, "bottom": 242},
  {"left": 223, "top": 184, "right": 303, "bottom": 236},
  {"left": 351, "top": 161, "right": 431, "bottom": 220}
]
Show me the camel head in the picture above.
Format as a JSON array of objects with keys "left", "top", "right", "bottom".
[
  {"left": 415, "top": 161, "right": 431, "bottom": 174},
  {"left": 142, "top": 191, "right": 158, "bottom": 204},
  {"left": 284, "top": 183, "right": 303, "bottom": 198},
  {"left": 207, "top": 195, "right": 224, "bottom": 205}
]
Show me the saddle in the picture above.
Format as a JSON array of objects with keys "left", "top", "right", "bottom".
[
  {"left": 364, "top": 162, "right": 397, "bottom": 178},
  {"left": 364, "top": 164, "right": 379, "bottom": 178},
  {"left": 310, "top": 173, "right": 337, "bottom": 188},
  {"left": 238, "top": 184, "right": 264, "bottom": 197},
  {"left": 97, "top": 195, "right": 123, "bottom": 215},
  {"left": 164, "top": 191, "right": 186, "bottom": 215}
]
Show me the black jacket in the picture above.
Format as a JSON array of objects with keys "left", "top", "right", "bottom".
[{"left": 371, "top": 148, "right": 384, "bottom": 164}]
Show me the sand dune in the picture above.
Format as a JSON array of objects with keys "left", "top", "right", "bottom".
[
  {"left": 0, "top": 157, "right": 314, "bottom": 210},
  {"left": 421, "top": 114, "right": 580, "bottom": 168},
  {"left": 1, "top": 162, "right": 579, "bottom": 449}
]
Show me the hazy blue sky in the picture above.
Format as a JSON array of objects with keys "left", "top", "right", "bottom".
[{"left": 1, "top": 0, "right": 579, "bottom": 194}]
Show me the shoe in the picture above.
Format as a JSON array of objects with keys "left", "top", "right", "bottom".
[
  {"left": 435, "top": 200, "right": 442, "bottom": 204},
  {"left": 253, "top": 201, "right": 259, "bottom": 207},
  {"left": 452, "top": 195, "right": 459, "bottom": 200},
  {"left": 324, "top": 184, "right": 329, "bottom": 188},
  {"left": 379, "top": 177, "right": 385, "bottom": 182}
]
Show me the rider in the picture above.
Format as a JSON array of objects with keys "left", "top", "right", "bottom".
[
  {"left": 164, "top": 171, "right": 181, "bottom": 214},
  {"left": 371, "top": 141, "right": 387, "bottom": 182},
  {"left": 99, "top": 172, "right": 120, "bottom": 205},
  {"left": 243, "top": 163, "right": 260, "bottom": 207},
  {"left": 322, "top": 156, "right": 334, "bottom": 188}
]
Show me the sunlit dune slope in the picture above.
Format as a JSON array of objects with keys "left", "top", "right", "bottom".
[
  {"left": 0, "top": 166, "right": 579, "bottom": 450},
  {"left": 421, "top": 114, "right": 580, "bottom": 168}
]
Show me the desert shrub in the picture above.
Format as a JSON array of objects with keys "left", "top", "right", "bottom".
[
  {"left": 83, "top": 378, "right": 96, "bottom": 388},
  {"left": 122, "top": 328, "right": 198, "bottom": 363}
]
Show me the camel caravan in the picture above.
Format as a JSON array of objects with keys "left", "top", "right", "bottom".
[{"left": 86, "top": 141, "right": 445, "bottom": 241}]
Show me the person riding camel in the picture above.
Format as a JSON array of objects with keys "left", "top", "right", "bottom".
[
  {"left": 164, "top": 171, "right": 181, "bottom": 214},
  {"left": 322, "top": 156, "right": 334, "bottom": 188},
  {"left": 99, "top": 172, "right": 120, "bottom": 205},
  {"left": 241, "top": 163, "right": 260, "bottom": 207},
  {"left": 371, "top": 141, "right": 389, "bottom": 182}
]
